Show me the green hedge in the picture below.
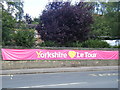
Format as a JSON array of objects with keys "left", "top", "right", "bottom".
[
  {"left": 38, "top": 41, "right": 59, "bottom": 47},
  {"left": 81, "top": 39, "right": 111, "bottom": 48},
  {"left": 38, "top": 39, "right": 111, "bottom": 48}
]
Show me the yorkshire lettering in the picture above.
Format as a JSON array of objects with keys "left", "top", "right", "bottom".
[
  {"left": 36, "top": 51, "right": 67, "bottom": 58},
  {"left": 1, "top": 49, "right": 119, "bottom": 60}
]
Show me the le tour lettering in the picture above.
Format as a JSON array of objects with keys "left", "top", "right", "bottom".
[{"left": 76, "top": 52, "right": 97, "bottom": 58}]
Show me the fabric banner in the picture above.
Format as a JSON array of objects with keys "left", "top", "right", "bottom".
[{"left": 1, "top": 49, "right": 119, "bottom": 60}]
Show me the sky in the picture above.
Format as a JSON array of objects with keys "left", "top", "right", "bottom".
[
  {"left": 3, "top": 0, "right": 118, "bottom": 18},
  {"left": 23, "top": 0, "right": 117, "bottom": 18},
  {"left": 23, "top": 0, "right": 78, "bottom": 18},
  {"left": 23, "top": 0, "right": 49, "bottom": 18},
  {"left": 3, "top": 0, "right": 88, "bottom": 18}
]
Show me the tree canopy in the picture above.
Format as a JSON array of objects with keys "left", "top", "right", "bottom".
[
  {"left": 36, "top": 2, "right": 93, "bottom": 45},
  {"left": 2, "top": 8, "right": 16, "bottom": 45}
]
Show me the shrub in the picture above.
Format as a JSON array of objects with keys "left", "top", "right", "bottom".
[
  {"left": 38, "top": 41, "right": 58, "bottom": 47},
  {"left": 14, "top": 29, "right": 35, "bottom": 47},
  {"left": 64, "top": 41, "right": 82, "bottom": 47},
  {"left": 82, "top": 39, "right": 111, "bottom": 48},
  {"left": 112, "top": 45, "right": 120, "bottom": 48}
]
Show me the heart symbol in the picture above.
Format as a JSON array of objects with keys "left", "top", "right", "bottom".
[{"left": 68, "top": 51, "right": 76, "bottom": 58}]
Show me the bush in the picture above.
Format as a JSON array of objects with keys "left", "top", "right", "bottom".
[
  {"left": 63, "top": 41, "right": 82, "bottom": 47},
  {"left": 82, "top": 39, "right": 111, "bottom": 48},
  {"left": 38, "top": 41, "right": 59, "bottom": 47},
  {"left": 14, "top": 29, "right": 35, "bottom": 47},
  {"left": 112, "top": 45, "right": 120, "bottom": 48}
]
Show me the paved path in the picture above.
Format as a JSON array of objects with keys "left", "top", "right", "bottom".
[{"left": 0, "top": 66, "right": 118, "bottom": 75}]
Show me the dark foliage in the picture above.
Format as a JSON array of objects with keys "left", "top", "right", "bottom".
[
  {"left": 36, "top": 2, "right": 93, "bottom": 45},
  {"left": 24, "top": 13, "right": 32, "bottom": 24}
]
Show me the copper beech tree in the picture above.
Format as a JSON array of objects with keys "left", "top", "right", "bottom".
[{"left": 36, "top": 2, "right": 93, "bottom": 45}]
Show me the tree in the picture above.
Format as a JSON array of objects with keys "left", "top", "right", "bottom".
[
  {"left": 3, "top": 0, "right": 24, "bottom": 21},
  {"left": 91, "top": 2, "right": 120, "bottom": 39},
  {"left": 2, "top": 1, "right": 36, "bottom": 47},
  {"left": 33, "top": 18, "right": 39, "bottom": 22},
  {"left": 36, "top": 2, "right": 93, "bottom": 45},
  {"left": 103, "top": 2, "right": 120, "bottom": 38},
  {"left": 90, "top": 14, "right": 111, "bottom": 38},
  {"left": 2, "top": 8, "right": 16, "bottom": 45},
  {"left": 24, "top": 13, "right": 32, "bottom": 24},
  {"left": 32, "top": 17, "right": 39, "bottom": 24},
  {"left": 14, "top": 2, "right": 24, "bottom": 22}
]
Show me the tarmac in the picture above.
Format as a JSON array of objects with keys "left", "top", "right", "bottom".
[{"left": 0, "top": 66, "right": 119, "bottom": 75}]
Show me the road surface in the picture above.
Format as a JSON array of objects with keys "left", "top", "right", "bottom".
[{"left": 2, "top": 70, "right": 118, "bottom": 88}]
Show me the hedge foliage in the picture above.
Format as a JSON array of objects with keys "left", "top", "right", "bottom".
[{"left": 38, "top": 39, "right": 111, "bottom": 48}]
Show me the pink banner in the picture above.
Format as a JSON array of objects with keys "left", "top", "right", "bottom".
[{"left": 1, "top": 49, "right": 119, "bottom": 60}]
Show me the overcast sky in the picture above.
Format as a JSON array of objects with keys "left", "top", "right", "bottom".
[
  {"left": 23, "top": 0, "right": 79, "bottom": 18},
  {"left": 23, "top": 0, "right": 116, "bottom": 18},
  {"left": 23, "top": 0, "right": 50, "bottom": 18}
]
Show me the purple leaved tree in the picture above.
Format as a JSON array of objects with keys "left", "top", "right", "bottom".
[{"left": 36, "top": 2, "right": 93, "bottom": 45}]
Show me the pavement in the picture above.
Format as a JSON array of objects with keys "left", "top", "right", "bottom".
[{"left": 0, "top": 66, "right": 118, "bottom": 75}]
